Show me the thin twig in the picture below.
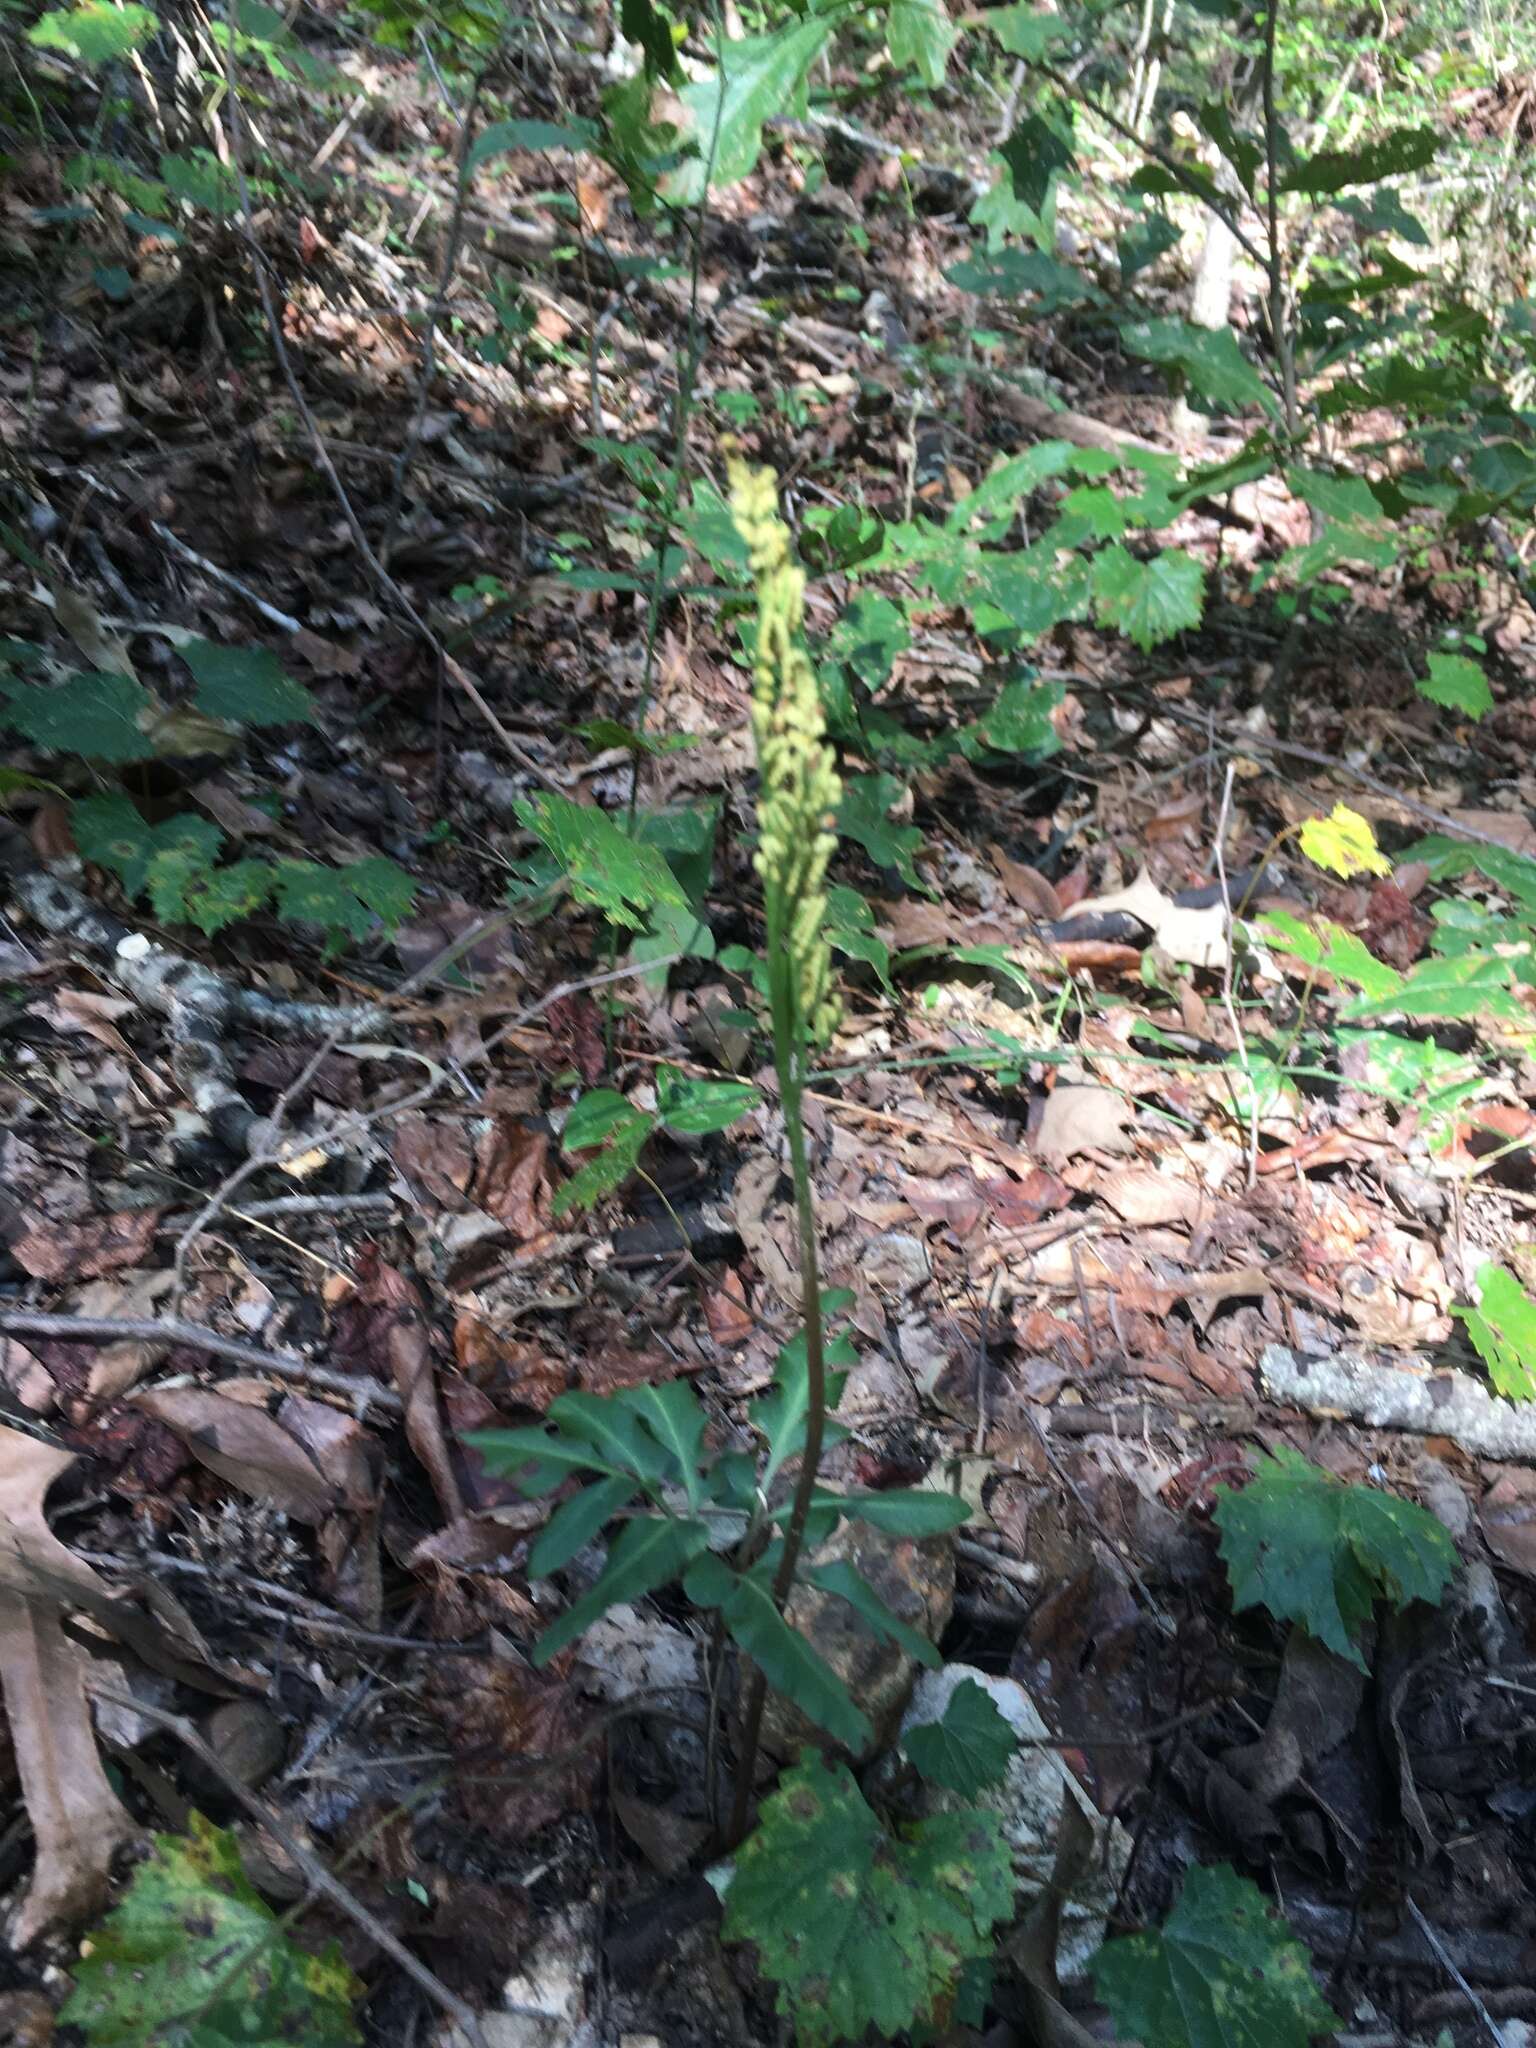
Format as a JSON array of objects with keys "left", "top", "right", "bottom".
[
  {"left": 150, "top": 521, "right": 302, "bottom": 634},
  {"left": 381, "top": 70, "right": 485, "bottom": 559},
  {"left": 1213, "top": 761, "right": 1260, "bottom": 1190},
  {"left": 0, "top": 1309, "right": 401, "bottom": 1412}
]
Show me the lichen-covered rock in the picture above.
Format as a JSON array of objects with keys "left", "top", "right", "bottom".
[
  {"left": 759, "top": 1516, "right": 955, "bottom": 1763},
  {"left": 899, "top": 1663, "right": 1131, "bottom": 1980}
]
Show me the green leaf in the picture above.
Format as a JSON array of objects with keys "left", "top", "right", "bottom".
[
  {"left": 170, "top": 858, "right": 267, "bottom": 933},
  {"left": 623, "top": 1380, "right": 709, "bottom": 1506},
  {"left": 545, "top": 1389, "right": 673, "bottom": 1484},
  {"left": 535, "top": 1514, "right": 713, "bottom": 1664},
  {"left": 563, "top": 1089, "right": 648, "bottom": 1153},
  {"left": 72, "top": 794, "right": 222, "bottom": 898},
  {"left": 754, "top": 1305, "right": 857, "bottom": 1489},
  {"left": 886, "top": 0, "right": 955, "bottom": 87},
  {"left": 1268, "top": 913, "right": 1403, "bottom": 1001},
  {"left": 800, "top": 1559, "right": 943, "bottom": 1668},
  {"left": 514, "top": 793, "right": 686, "bottom": 931},
  {"left": 60, "top": 1811, "right": 361, "bottom": 2047},
  {"left": 159, "top": 149, "right": 239, "bottom": 217},
  {"left": 972, "top": 676, "right": 1062, "bottom": 757},
  {"left": 723, "top": 1752, "right": 1014, "bottom": 2048},
  {"left": 271, "top": 857, "right": 418, "bottom": 940},
  {"left": 28, "top": 0, "right": 156, "bottom": 63},
  {"left": 621, "top": 0, "right": 681, "bottom": 81},
  {"left": 656, "top": 1067, "right": 759, "bottom": 1135},
  {"left": 837, "top": 773, "right": 925, "bottom": 890},
  {"left": 989, "top": 4, "right": 1070, "bottom": 56},
  {"left": 529, "top": 1474, "right": 641, "bottom": 1576},
  {"left": 905, "top": 1678, "right": 1016, "bottom": 1796},
  {"left": 1417, "top": 652, "right": 1492, "bottom": 720},
  {"left": 1280, "top": 127, "right": 1439, "bottom": 195},
  {"left": 1214, "top": 1447, "right": 1456, "bottom": 1669},
  {"left": 552, "top": 1116, "right": 651, "bottom": 1216},
  {"left": 1091, "top": 546, "right": 1204, "bottom": 651},
  {"left": 1405, "top": 836, "right": 1536, "bottom": 918},
  {"left": 1457, "top": 1263, "right": 1536, "bottom": 1402},
  {"left": 182, "top": 639, "right": 315, "bottom": 725},
  {"left": 468, "top": 1425, "right": 622, "bottom": 1485},
  {"left": 1121, "top": 318, "right": 1273, "bottom": 414},
  {"left": 1342, "top": 950, "right": 1525, "bottom": 1025},
  {"left": 806, "top": 1488, "right": 970, "bottom": 1538},
  {"left": 830, "top": 593, "right": 909, "bottom": 690},
  {"left": 1, "top": 671, "right": 154, "bottom": 762},
  {"left": 666, "top": 18, "right": 830, "bottom": 202},
  {"left": 1000, "top": 109, "right": 1075, "bottom": 216},
  {"left": 466, "top": 117, "right": 598, "bottom": 172},
  {"left": 1094, "top": 1863, "right": 1337, "bottom": 2048},
  {"left": 1118, "top": 208, "right": 1181, "bottom": 279},
  {"left": 685, "top": 1555, "right": 869, "bottom": 1750}
]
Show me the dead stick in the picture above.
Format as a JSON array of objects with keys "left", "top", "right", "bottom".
[{"left": 0, "top": 1311, "right": 401, "bottom": 1413}]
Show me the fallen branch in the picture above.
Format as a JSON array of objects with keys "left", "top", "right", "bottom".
[
  {"left": 1262, "top": 1343, "right": 1536, "bottom": 1463},
  {"left": 4, "top": 846, "right": 384, "bottom": 1154},
  {"left": 0, "top": 1310, "right": 402, "bottom": 1414}
]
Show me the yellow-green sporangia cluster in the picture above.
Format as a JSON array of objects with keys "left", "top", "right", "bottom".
[{"left": 727, "top": 454, "right": 841, "bottom": 1046}]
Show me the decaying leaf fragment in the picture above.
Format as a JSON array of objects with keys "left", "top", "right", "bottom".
[{"left": 0, "top": 1426, "right": 137, "bottom": 1944}]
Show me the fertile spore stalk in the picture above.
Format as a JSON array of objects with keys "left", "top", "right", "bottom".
[{"left": 726, "top": 453, "right": 841, "bottom": 1840}]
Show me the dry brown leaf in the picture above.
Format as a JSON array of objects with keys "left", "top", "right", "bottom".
[
  {"left": 9, "top": 1206, "right": 160, "bottom": 1283},
  {"left": 0, "top": 1337, "right": 56, "bottom": 1413},
  {"left": 1093, "top": 1168, "right": 1203, "bottom": 1227},
  {"left": 134, "top": 1386, "right": 340, "bottom": 1524},
  {"left": 732, "top": 1152, "right": 799, "bottom": 1306},
  {"left": 0, "top": 1428, "right": 138, "bottom": 1944},
  {"left": 1069, "top": 871, "right": 1229, "bottom": 971},
  {"left": 469, "top": 1119, "right": 550, "bottom": 1238},
  {"left": 344, "top": 1247, "right": 465, "bottom": 1520},
  {"left": 1035, "top": 1087, "right": 1136, "bottom": 1165},
  {"left": 988, "top": 844, "right": 1061, "bottom": 918},
  {"left": 702, "top": 1267, "right": 754, "bottom": 1347}
]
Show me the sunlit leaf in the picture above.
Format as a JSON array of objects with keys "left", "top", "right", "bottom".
[
  {"left": 1297, "top": 804, "right": 1390, "bottom": 880},
  {"left": 61, "top": 1811, "right": 361, "bottom": 2047},
  {"left": 1214, "top": 1446, "right": 1455, "bottom": 1668}
]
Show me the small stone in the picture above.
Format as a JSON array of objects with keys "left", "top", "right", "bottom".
[{"left": 900, "top": 1664, "right": 1131, "bottom": 1979}]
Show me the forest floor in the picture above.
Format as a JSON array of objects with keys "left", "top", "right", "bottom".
[{"left": 5, "top": 17, "right": 1536, "bottom": 2048}]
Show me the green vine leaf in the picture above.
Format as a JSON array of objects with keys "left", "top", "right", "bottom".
[
  {"left": 514, "top": 793, "right": 686, "bottom": 931},
  {"left": 1091, "top": 546, "right": 1205, "bottom": 650},
  {"left": 182, "top": 640, "right": 316, "bottom": 726},
  {"left": 1457, "top": 1263, "right": 1536, "bottom": 1401},
  {"left": 28, "top": 0, "right": 157, "bottom": 63},
  {"left": 60, "top": 1811, "right": 361, "bottom": 2047},
  {"left": 723, "top": 1752, "right": 1014, "bottom": 2048},
  {"left": 73, "top": 794, "right": 221, "bottom": 896},
  {"left": 1094, "top": 1863, "right": 1337, "bottom": 2048},
  {"left": 1213, "top": 1448, "right": 1456, "bottom": 1669},
  {"left": 271, "top": 857, "right": 418, "bottom": 940},
  {"left": 837, "top": 773, "right": 926, "bottom": 890},
  {"left": 666, "top": 18, "right": 830, "bottom": 201},
  {"left": 904, "top": 1677, "right": 1017, "bottom": 1797},
  {"left": 1416, "top": 652, "right": 1492, "bottom": 720},
  {"left": 2, "top": 672, "right": 156, "bottom": 762}
]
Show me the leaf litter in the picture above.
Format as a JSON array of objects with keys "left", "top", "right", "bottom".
[{"left": 3, "top": 16, "right": 1536, "bottom": 2048}]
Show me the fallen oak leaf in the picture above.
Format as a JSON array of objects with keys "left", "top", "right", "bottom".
[
  {"left": 0, "top": 1427, "right": 138, "bottom": 1944},
  {"left": 133, "top": 1385, "right": 341, "bottom": 1525}
]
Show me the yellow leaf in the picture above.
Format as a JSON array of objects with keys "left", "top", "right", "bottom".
[{"left": 1298, "top": 804, "right": 1390, "bottom": 879}]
